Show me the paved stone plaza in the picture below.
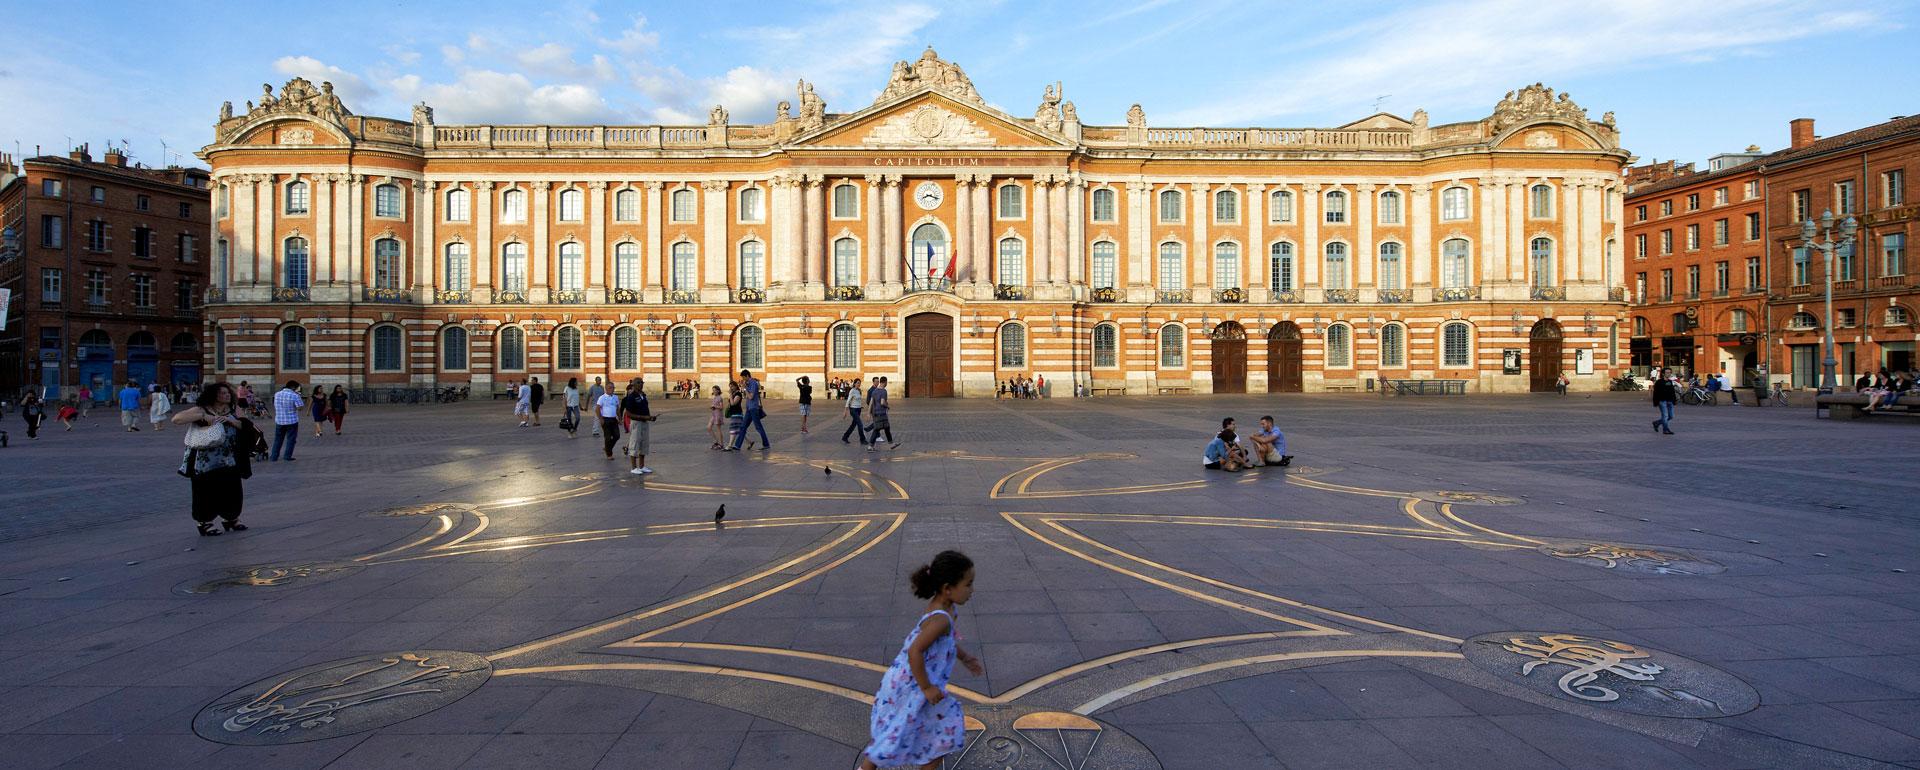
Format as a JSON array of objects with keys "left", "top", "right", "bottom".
[{"left": 1, "top": 392, "right": 1917, "bottom": 769}]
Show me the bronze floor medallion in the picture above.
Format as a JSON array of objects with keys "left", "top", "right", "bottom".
[
  {"left": 1462, "top": 631, "right": 1757, "bottom": 718},
  {"left": 194, "top": 650, "right": 492, "bottom": 744}
]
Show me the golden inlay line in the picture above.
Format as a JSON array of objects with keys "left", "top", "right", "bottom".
[
  {"left": 352, "top": 514, "right": 454, "bottom": 562},
  {"left": 436, "top": 511, "right": 491, "bottom": 550},
  {"left": 987, "top": 631, "right": 1332, "bottom": 704},
  {"left": 1072, "top": 650, "right": 1467, "bottom": 714},
  {"left": 477, "top": 482, "right": 608, "bottom": 510},
  {"left": 1440, "top": 503, "right": 1549, "bottom": 546},
  {"left": 612, "top": 641, "right": 990, "bottom": 703},
  {"left": 1401, "top": 498, "right": 1469, "bottom": 537},
  {"left": 493, "top": 662, "right": 875, "bottom": 706}
]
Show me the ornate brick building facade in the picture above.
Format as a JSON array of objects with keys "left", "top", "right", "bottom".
[
  {"left": 1624, "top": 149, "right": 1768, "bottom": 383},
  {"left": 198, "top": 51, "right": 1629, "bottom": 397}
]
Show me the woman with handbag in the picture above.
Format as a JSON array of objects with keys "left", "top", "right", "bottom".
[
  {"left": 172, "top": 382, "right": 251, "bottom": 536},
  {"left": 327, "top": 385, "right": 349, "bottom": 435},
  {"left": 310, "top": 385, "right": 328, "bottom": 438}
]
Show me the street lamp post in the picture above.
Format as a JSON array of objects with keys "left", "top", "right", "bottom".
[{"left": 1799, "top": 209, "right": 1857, "bottom": 394}]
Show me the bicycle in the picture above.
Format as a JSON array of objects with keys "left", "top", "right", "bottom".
[
  {"left": 1768, "top": 383, "right": 1793, "bottom": 407},
  {"left": 1679, "top": 386, "right": 1716, "bottom": 406}
]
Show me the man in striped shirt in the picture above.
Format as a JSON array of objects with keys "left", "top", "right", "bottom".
[{"left": 270, "top": 380, "right": 305, "bottom": 462}]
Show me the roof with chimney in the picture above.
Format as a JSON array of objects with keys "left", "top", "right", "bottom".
[{"left": 1762, "top": 113, "right": 1920, "bottom": 169}]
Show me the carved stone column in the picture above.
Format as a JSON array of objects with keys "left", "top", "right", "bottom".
[
  {"left": 883, "top": 174, "right": 904, "bottom": 286},
  {"left": 802, "top": 174, "right": 824, "bottom": 287},
  {"left": 702, "top": 179, "right": 729, "bottom": 302},
  {"left": 1356, "top": 182, "right": 1375, "bottom": 290},
  {"left": 230, "top": 176, "right": 257, "bottom": 288},
  {"left": 417, "top": 180, "right": 437, "bottom": 300},
  {"left": 474, "top": 181, "right": 494, "bottom": 293},
  {"left": 644, "top": 181, "right": 664, "bottom": 302},
  {"left": 1248, "top": 183, "right": 1267, "bottom": 298},
  {"left": 1506, "top": 177, "right": 1525, "bottom": 284},
  {"left": 1052, "top": 176, "right": 1071, "bottom": 289},
  {"left": 330, "top": 174, "right": 351, "bottom": 289},
  {"left": 345, "top": 174, "right": 365, "bottom": 290},
  {"left": 1301, "top": 183, "right": 1321, "bottom": 295},
  {"left": 588, "top": 181, "right": 608, "bottom": 302},
  {"left": 529, "top": 181, "right": 551, "bottom": 302},
  {"left": 1580, "top": 180, "right": 1605, "bottom": 284},
  {"left": 1190, "top": 182, "right": 1210, "bottom": 296},
  {"left": 1125, "top": 180, "right": 1149, "bottom": 301},
  {"left": 865, "top": 174, "right": 884, "bottom": 291},
  {"left": 1409, "top": 182, "right": 1431, "bottom": 298},
  {"left": 769, "top": 175, "right": 795, "bottom": 291},
  {"left": 972, "top": 174, "right": 991, "bottom": 293},
  {"left": 1029, "top": 178, "right": 1049, "bottom": 285},
  {"left": 953, "top": 176, "right": 973, "bottom": 287},
  {"left": 1478, "top": 180, "right": 1498, "bottom": 289}
]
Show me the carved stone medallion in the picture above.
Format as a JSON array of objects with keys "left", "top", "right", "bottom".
[
  {"left": 195, "top": 650, "right": 492, "bottom": 744},
  {"left": 863, "top": 105, "right": 993, "bottom": 147},
  {"left": 943, "top": 705, "right": 1159, "bottom": 769},
  {"left": 1537, "top": 541, "right": 1726, "bottom": 575},
  {"left": 1463, "top": 632, "right": 1757, "bottom": 718},
  {"left": 279, "top": 127, "right": 315, "bottom": 145}
]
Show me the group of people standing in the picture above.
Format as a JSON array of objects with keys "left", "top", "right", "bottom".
[{"left": 997, "top": 375, "right": 1045, "bottom": 399}]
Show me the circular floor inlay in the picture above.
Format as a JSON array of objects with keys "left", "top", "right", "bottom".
[
  {"left": 1537, "top": 541, "right": 1727, "bottom": 575},
  {"left": 194, "top": 650, "right": 492, "bottom": 744},
  {"left": 367, "top": 502, "right": 476, "bottom": 518},
  {"left": 178, "top": 561, "right": 362, "bottom": 594},
  {"left": 1416, "top": 490, "right": 1523, "bottom": 506},
  {"left": 1462, "top": 631, "right": 1756, "bottom": 718},
  {"left": 943, "top": 705, "right": 1159, "bottom": 769}
]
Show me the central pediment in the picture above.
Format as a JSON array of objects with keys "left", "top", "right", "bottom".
[{"left": 794, "top": 91, "right": 1069, "bottom": 149}]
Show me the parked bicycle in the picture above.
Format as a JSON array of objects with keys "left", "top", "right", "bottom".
[
  {"left": 1610, "top": 374, "right": 1645, "bottom": 391},
  {"left": 1679, "top": 385, "right": 1716, "bottom": 406},
  {"left": 1768, "top": 383, "right": 1793, "bottom": 407}
]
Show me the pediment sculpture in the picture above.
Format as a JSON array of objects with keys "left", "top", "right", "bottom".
[
  {"left": 220, "top": 76, "right": 352, "bottom": 141},
  {"left": 861, "top": 104, "right": 994, "bottom": 146},
  {"left": 1489, "top": 83, "right": 1591, "bottom": 133},
  {"left": 875, "top": 47, "right": 985, "bottom": 106}
]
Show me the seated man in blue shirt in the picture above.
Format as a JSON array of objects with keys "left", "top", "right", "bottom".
[
  {"left": 1244, "top": 415, "right": 1292, "bottom": 467},
  {"left": 1204, "top": 418, "right": 1248, "bottom": 471}
]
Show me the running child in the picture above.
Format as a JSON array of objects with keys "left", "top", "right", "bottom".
[{"left": 856, "top": 550, "right": 984, "bottom": 770}]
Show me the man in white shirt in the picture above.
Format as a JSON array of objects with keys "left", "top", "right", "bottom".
[
  {"left": 515, "top": 380, "right": 532, "bottom": 427},
  {"left": 595, "top": 386, "right": 623, "bottom": 459},
  {"left": 270, "top": 380, "right": 305, "bottom": 462}
]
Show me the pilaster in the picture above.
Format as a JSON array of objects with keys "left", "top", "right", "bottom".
[
  {"left": 312, "top": 175, "right": 332, "bottom": 286},
  {"left": 883, "top": 174, "right": 904, "bottom": 286},
  {"left": 1302, "top": 183, "right": 1321, "bottom": 298},
  {"left": 953, "top": 176, "right": 973, "bottom": 289},
  {"left": 1410, "top": 182, "right": 1432, "bottom": 300},
  {"left": 588, "top": 181, "right": 608, "bottom": 302},
  {"left": 1248, "top": 183, "right": 1267, "bottom": 299},
  {"left": 416, "top": 180, "right": 437, "bottom": 301},
  {"left": 644, "top": 181, "right": 664, "bottom": 303},
  {"left": 1126, "top": 180, "right": 1149, "bottom": 302},
  {"left": 346, "top": 174, "right": 365, "bottom": 290},
  {"left": 530, "top": 180, "right": 551, "bottom": 303},
  {"left": 1356, "top": 183, "right": 1375, "bottom": 289},
  {"left": 701, "top": 179, "right": 729, "bottom": 302},
  {"left": 866, "top": 174, "right": 885, "bottom": 293},
  {"left": 1031, "top": 177, "right": 1051, "bottom": 285},
  {"left": 474, "top": 181, "right": 494, "bottom": 293},
  {"left": 232, "top": 176, "right": 256, "bottom": 288}
]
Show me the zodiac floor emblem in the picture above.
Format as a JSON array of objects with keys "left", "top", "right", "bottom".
[
  {"left": 1539, "top": 541, "right": 1726, "bottom": 575},
  {"left": 1463, "top": 632, "right": 1757, "bottom": 718},
  {"left": 943, "top": 706, "right": 1157, "bottom": 770},
  {"left": 194, "top": 651, "right": 492, "bottom": 744}
]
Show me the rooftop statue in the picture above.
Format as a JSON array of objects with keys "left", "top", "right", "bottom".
[{"left": 875, "top": 46, "right": 984, "bottom": 106}]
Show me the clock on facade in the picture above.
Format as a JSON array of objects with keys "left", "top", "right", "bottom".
[{"left": 914, "top": 181, "right": 943, "bottom": 210}]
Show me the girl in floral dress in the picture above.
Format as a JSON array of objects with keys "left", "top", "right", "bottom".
[{"left": 858, "top": 550, "right": 985, "bottom": 770}]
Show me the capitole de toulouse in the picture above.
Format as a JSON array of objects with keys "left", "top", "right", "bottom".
[{"left": 198, "top": 47, "right": 1631, "bottom": 398}]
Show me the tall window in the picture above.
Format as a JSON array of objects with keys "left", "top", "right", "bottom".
[
  {"left": 1792, "top": 246, "right": 1811, "bottom": 285},
  {"left": 831, "top": 323, "right": 858, "bottom": 369},
  {"left": 502, "top": 189, "right": 527, "bottom": 223},
  {"left": 615, "top": 189, "right": 639, "bottom": 221},
  {"left": 1158, "top": 189, "right": 1183, "bottom": 222},
  {"left": 1091, "top": 188, "right": 1116, "bottom": 222},
  {"left": 738, "top": 187, "right": 763, "bottom": 222},
  {"left": 1214, "top": 190, "right": 1238, "bottom": 223},
  {"left": 1529, "top": 238, "right": 1553, "bottom": 287},
  {"left": 1441, "top": 186, "right": 1470, "bottom": 220},
  {"left": 1886, "top": 169, "right": 1906, "bottom": 207},
  {"left": 1441, "top": 239, "right": 1470, "bottom": 288},
  {"left": 998, "top": 238, "right": 1025, "bottom": 285},
  {"left": 832, "top": 183, "right": 858, "bottom": 218},
  {"left": 558, "top": 189, "right": 582, "bottom": 221},
  {"left": 1000, "top": 323, "right": 1026, "bottom": 367},
  {"left": 909, "top": 223, "right": 947, "bottom": 281},
  {"left": 1214, "top": 243, "right": 1240, "bottom": 288},
  {"left": 86, "top": 270, "right": 108, "bottom": 304},
  {"left": 445, "top": 188, "right": 470, "bottom": 221},
  {"left": 557, "top": 242, "right": 583, "bottom": 291},
  {"left": 1159, "top": 325, "right": 1184, "bottom": 367},
  {"left": 444, "top": 243, "right": 471, "bottom": 291},
  {"left": 499, "top": 327, "right": 525, "bottom": 370},
  {"left": 670, "top": 326, "right": 695, "bottom": 369},
  {"left": 1529, "top": 184, "right": 1553, "bottom": 217},
  {"left": 281, "top": 326, "right": 307, "bottom": 370},
  {"left": 613, "top": 327, "right": 639, "bottom": 370},
  {"left": 671, "top": 243, "right": 696, "bottom": 290},
  {"left": 40, "top": 268, "right": 61, "bottom": 304},
  {"left": 1325, "top": 324, "right": 1351, "bottom": 367},
  {"left": 1381, "top": 324, "right": 1406, "bottom": 367},
  {"left": 372, "top": 326, "right": 404, "bottom": 371},
  {"left": 285, "top": 180, "right": 309, "bottom": 214},
  {"left": 1837, "top": 242, "right": 1854, "bottom": 281},
  {"left": 1746, "top": 212, "right": 1762, "bottom": 241},
  {"left": 1835, "top": 180, "right": 1855, "bottom": 215},
  {"left": 1323, "top": 243, "right": 1348, "bottom": 289},
  {"left": 1714, "top": 218, "right": 1729, "bottom": 245},
  {"left": 284, "top": 237, "right": 310, "bottom": 288},
  {"left": 1729, "top": 309, "right": 1750, "bottom": 333},
  {"left": 740, "top": 241, "right": 765, "bottom": 289},
  {"left": 832, "top": 238, "right": 859, "bottom": 287},
  {"left": 1270, "top": 242, "right": 1295, "bottom": 292},
  {"left": 131, "top": 275, "right": 153, "bottom": 308},
  {"left": 1746, "top": 257, "right": 1762, "bottom": 289},
  {"left": 1093, "top": 324, "right": 1117, "bottom": 367},
  {"left": 1686, "top": 224, "right": 1699, "bottom": 250},
  {"left": 501, "top": 243, "right": 528, "bottom": 292},
  {"left": 671, "top": 189, "right": 696, "bottom": 222},
  {"left": 1323, "top": 190, "right": 1347, "bottom": 223},
  {"left": 998, "top": 184, "right": 1024, "bottom": 218},
  {"left": 1378, "top": 243, "right": 1403, "bottom": 290},
  {"left": 1715, "top": 261, "right": 1729, "bottom": 292},
  {"left": 556, "top": 327, "right": 581, "bottom": 369},
  {"left": 615, "top": 243, "right": 640, "bottom": 290},
  {"left": 1269, "top": 189, "right": 1294, "bottom": 223},
  {"left": 1660, "top": 230, "right": 1673, "bottom": 255},
  {"left": 85, "top": 220, "right": 106, "bottom": 252},
  {"left": 1091, "top": 242, "right": 1117, "bottom": 289},
  {"left": 375, "top": 183, "right": 402, "bottom": 217},
  {"left": 1158, "top": 243, "right": 1185, "bottom": 290},
  {"left": 1885, "top": 233, "right": 1907, "bottom": 276},
  {"left": 442, "top": 326, "right": 468, "bottom": 370},
  {"left": 1378, "top": 191, "right": 1403, "bottom": 224},
  {"left": 739, "top": 326, "right": 764, "bottom": 370},
  {"left": 217, "top": 240, "right": 228, "bottom": 287},
  {"left": 1442, "top": 322, "right": 1471, "bottom": 367},
  {"left": 374, "top": 238, "right": 403, "bottom": 289}
]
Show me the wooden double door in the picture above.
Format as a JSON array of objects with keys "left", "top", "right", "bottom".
[
  {"left": 1529, "top": 319, "right": 1563, "bottom": 392},
  {"left": 1211, "top": 321, "right": 1248, "bottom": 393},
  {"left": 904, "top": 313, "right": 954, "bottom": 398},
  {"left": 1267, "top": 322, "right": 1303, "bottom": 393}
]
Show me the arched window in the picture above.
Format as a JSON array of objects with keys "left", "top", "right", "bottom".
[
  {"left": 615, "top": 243, "right": 641, "bottom": 291},
  {"left": 832, "top": 238, "right": 860, "bottom": 287},
  {"left": 129, "top": 331, "right": 157, "bottom": 351},
  {"left": 998, "top": 238, "right": 1025, "bottom": 285},
  {"left": 1441, "top": 186, "right": 1470, "bottom": 221},
  {"left": 1886, "top": 306, "right": 1911, "bottom": 326},
  {"left": 1000, "top": 323, "right": 1026, "bottom": 368},
  {"left": 1324, "top": 190, "right": 1348, "bottom": 223},
  {"left": 1441, "top": 239, "right": 1470, "bottom": 288},
  {"left": 280, "top": 326, "right": 307, "bottom": 370},
  {"left": 283, "top": 237, "right": 310, "bottom": 288},
  {"left": 1530, "top": 238, "right": 1554, "bottom": 287},
  {"left": 1633, "top": 317, "right": 1649, "bottom": 337},
  {"left": 170, "top": 332, "right": 198, "bottom": 354},
  {"left": 670, "top": 188, "right": 696, "bottom": 222},
  {"left": 613, "top": 327, "right": 639, "bottom": 370},
  {"left": 1093, "top": 324, "right": 1117, "bottom": 368},
  {"left": 1530, "top": 184, "right": 1553, "bottom": 218},
  {"left": 738, "top": 326, "right": 764, "bottom": 370},
  {"left": 615, "top": 189, "right": 639, "bottom": 221},
  {"left": 1378, "top": 191, "right": 1403, "bottom": 224},
  {"left": 671, "top": 242, "right": 696, "bottom": 291},
  {"left": 1381, "top": 323, "right": 1406, "bottom": 367},
  {"left": 442, "top": 326, "right": 468, "bottom": 370},
  {"left": 998, "top": 184, "right": 1024, "bottom": 218},
  {"left": 1214, "top": 242, "right": 1240, "bottom": 289},
  {"left": 1270, "top": 242, "right": 1295, "bottom": 292},
  {"left": 557, "top": 242, "right": 584, "bottom": 291},
  {"left": 1378, "top": 243, "right": 1403, "bottom": 291},
  {"left": 1269, "top": 189, "right": 1294, "bottom": 223},
  {"left": 1158, "top": 243, "right": 1185, "bottom": 290},
  {"left": 371, "top": 325, "right": 404, "bottom": 371},
  {"left": 500, "top": 243, "right": 528, "bottom": 293},
  {"left": 557, "top": 188, "right": 582, "bottom": 222},
  {"left": 374, "top": 238, "right": 403, "bottom": 289},
  {"left": 1214, "top": 190, "right": 1239, "bottom": 223},
  {"left": 1158, "top": 189, "right": 1183, "bottom": 222},
  {"left": 499, "top": 326, "right": 526, "bottom": 370},
  {"left": 1091, "top": 241, "right": 1117, "bottom": 289},
  {"left": 1729, "top": 309, "right": 1750, "bottom": 332},
  {"left": 910, "top": 223, "right": 947, "bottom": 281},
  {"left": 285, "top": 180, "right": 309, "bottom": 215},
  {"left": 445, "top": 187, "right": 470, "bottom": 222},
  {"left": 1325, "top": 323, "right": 1351, "bottom": 367},
  {"left": 444, "top": 243, "right": 471, "bottom": 291},
  {"left": 1323, "top": 242, "right": 1348, "bottom": 290},
  {"left": 1091, "top": 188, "right": 1117, "bottom": 222},
  {"left": 1159, "top": 324, "right": 1185, "bottom": 367},
  {"left": 1788, "top": 312, "right": 1817, "bottom": 330},
  {"left": 832, "top": 183, "right": 858, "bottom": 218},
  {"left": 501, "top": 189, "right": 527, "bottom": 223},
  {"left": 739, "top": 241, "right": 765, "bottom": 290},
  {"left": 669, "top": 326, "right": 695, "bottom": 369},
  {"left": 1442, "top": 322, "right": 1472, "bottom": 367},
  {"left": 555, "top": 326, "right": 581, "bottom": 369},
  {"left": 738, "top": 187, "right": 763, "bottom": 222},
  {"left": 830, "top": 323, "right": 858, "bottom": 369},
  {"left": 375, "top": 183, "right": 402, "bottom": 218}
]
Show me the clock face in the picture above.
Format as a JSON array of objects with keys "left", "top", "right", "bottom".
[{"left": 914, "top": 181, "right": 943, "bottom": 210}]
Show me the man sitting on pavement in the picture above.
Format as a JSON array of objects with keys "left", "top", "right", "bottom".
[{"left": 1244, "top": 415, "right": 1293, "bottom": 467}]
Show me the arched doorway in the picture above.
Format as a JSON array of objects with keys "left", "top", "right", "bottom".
[
  {"left": 1211, "top": 321, "right": 1247, "bottom": 393},
  {"left": 1267, "top": 321, "right": 1303, "bottom": 393},
  {"left": 904, "top": 312, "right": 954, "bottom": 397},
  {"left": 1530, "top": 319, "right": 1563, "bottom": 392},
  {"left": 77, "top": 329, "right": 115, "bottom": 397}
]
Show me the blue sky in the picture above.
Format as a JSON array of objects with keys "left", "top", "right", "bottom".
[{"left": 3, "top": 0, "right": 1915, "bottom": 171}]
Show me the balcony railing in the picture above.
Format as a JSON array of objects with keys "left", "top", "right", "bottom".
[
  {"left": 552, "top": 289, "right": 586, "bottom": 304},
  {"left": 611, "top": 288, "right": 641, "bottom": 304},
  {"left": 994, "top": 284, "right": 1028, "bottom": 300},
  {"left": 273, "top": 286, "right": 310, "bottom": 302},
  {"left": 132, "top": 305, "right": 158, "bottom": 316},
  {"left": 1434, "top": 286, "right": 1481, "bottom": 301},
  {"left": 436, "top": 290, "right": 471, "bottom": 304},
  {"left": 1833, "top": 280, "right": 1859, "bottom": 292},
  {"left": 1377, "top": 289, "right": 1411, "bottom": 303},
  {"left": 363, "top": 287, "right": 412, "bottom": 303},
  {"left": 493, "top": 290, "right": 527, "bottom": 304},
  {"left": 1879, "top": 275, "right": 1909, "bottom": 289},
  {"left": 1530, "top": 286, "right": 1567, "bottom": 301},
  {"left": 905, "top": 277, "right": 954, "bottom": 294},
  {"left": 1788, "top": 285, "right": 1813, "bottom": 297},
  {"left": 1322, "top": 289, "right": 1356, "bottom": 303},
  {"left": 1090, "top": 286, "right": 1119, "bottom": 303},
  {"left": 1156, "top": 289, "right": 1192, "bottom": 303},
  {"left": 1270, "top": 290, "right": 1301, "bottom": 303},
  {"left": 665, "top": 289, "right": 702, "bottom": 304},
  {"left": 734, "top": 287, "right": 764, "bottom": 303},
  {"left": 1213, "top": 287, "right": 1245, "bottom": 303}
]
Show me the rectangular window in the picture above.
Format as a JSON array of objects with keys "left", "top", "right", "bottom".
[
  {"left": 1634, "top": 272, "right": 1646, "bottom": 303},
  {"left": 1530, "top": 185, "right": 1552, "bottom": 218},
  {"left": 1745, "top": 212, "right": 1761, "bottom": 241},
  {"left": 671, "top": 189, "right": 696, "bottom": 222},
  {"left": 1323, "top": 192, "right": 1346, "bottom": 224},
  {"left": 557, "top": 189, "right": 582, "bottom": 221},
  {"left": 1685, "top": 193, "right": 1699, "bottom": 211},
  {"left": 1442, "top": 188, "right": 1471, "bottom": 221},
  {"left": 136, "top": 194, "right": 150, "bottom": 211},
  {"left": 1713, "top": 219, "right": 1728, "bottom": 246},
  {"left": 1634, "top": 234, "right": 1646, "bottom": 259},
  {"left": 1886, "top": 169, "right": 1906, "bottom": 207},
  {"left": 1158, "top": 190, "right": 1181, "bottom": 222},
  {"left": 132, "top": 227, "right": 153, "bottom": 258},
  {"left": 1635, "top": 204, "right": 1647, "bottom": 221},
  {"left": 1839, "top": 308, "right": 1857, "bottom": 327},
  {"left": 738, "top": 187, "right": 763, "bottom": 222},
  {"left": 41, "top": 179, "right": 61, "bottom": 197},
  {"left": 615, "top": 189, "right": 638, "bottom": 221},
  {"left": 832, "top": 184, "right": 858, "bottom": 218},
  {"left": 1792, "top": 189, "right": 1810, "bottom": 222},
  {"left": 1659, "top": 269, "right": 1672, "bottom": 299},
  {"left": 1744, "top": 180, "right": 1760, "bottom": 199},
  {"left": 1660, "top": 200, "right": 1672, "bottom": 216},
  {"left": 1659, "top": 230, "right": 1672, "bottom": 255},
  {"left": 1885, "top": 233, "right": 1907, "bottom": 276},
  {"left": 1792, "top": 247, "right": 1811, "bottom": 285},
  {"left": 1834, "top": 180, "right": 1855, "bottom": 215},
  {"left": 178, "top": 202, "right": 191, "bottom": 218},
  {"left": 1685, "top": 224, "right": 1699, "bottom": 251},
  {"left": 998, "top": 184, "right": 1023, "bottom": 219},
  {"left": 1838, "top": 242, "right": 1854, "bottom": 281},
  {"left": 180, "top": 234, "right": 196, "bottom": 262},
  {"left": 216, "top": 185, "right": 228, "bottom": 218},
  {"left": 1746, "top": 257, "right": 1761, "bottom": 289},
  {"left": 1714, "top": 261, "right": 1729, "bottom": 293},
  {"left": 1214, "top": 191, "right": 1237, "bottom": 223},
  {"left": 132, "top": 274, "right": 152, "bottom": 308},
  {"left": 177, "top": 280, "right": 194, "bottom": 311},
  {"left": 1714, "top": 187, "right": 1728, "bottom": 205},
  {"left": 1686, "top": 265, "right": 1700, "bottom": 296},
  {"left": 375, "top": 185, "right": 402, "bottom": 217},
  {"left": 91, "top": 185, "right": 105, "bottom": 203},
  {"left": 1271, "top": 191, "right": 1294, "bottom": 223},
  {"left": 86, "top": 220, "right": 107, "bottom": 252},
  {"left": 1378, "top": 192, "right": 1403, "bottom": 224},
  {"left": 1091, "top": 242, "right": 1117, "bottom": 289},
  {"left": 40, "top": 268, "right": 61, "bottom": 304},
  {"left": 502, "top": 190, "right": 527, "bottom": 223},
  {"left": 1091, "top": 189, "right": 1116, "bottom": 222},
  {"left": 446, "top": 189, "right": 470, "bottom": 221},
  {"left": 41, "top": 215, "right": 63, "bottom": 247}
]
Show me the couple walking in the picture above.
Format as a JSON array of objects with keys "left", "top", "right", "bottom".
[{"left": 841, "top": 375, "right": 899, "bottom": 451}]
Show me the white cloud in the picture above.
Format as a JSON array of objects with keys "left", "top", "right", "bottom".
[
  {"left": 705, "top": 66, "right": 789, "bottom": 122},
  {"left": 440, "top": 44, "right": 465, "bottom": 65},
  {"left": 383, "top": 44, "right": 421, "bottom": 66},
  {"left": 272, "top": 55, "right": 375, "bottom": 106},
  {"left": 516, "top": 42, "right": 578, "bottom": 77},
  {"left": 601, "top": 14, "right": 660, "bottom": 54},
  {"left": 388, "top": 69, "right": 612, "bottom": 124},
  {"left": 721, "top": 3, "right": 940, "bottom": 97}
]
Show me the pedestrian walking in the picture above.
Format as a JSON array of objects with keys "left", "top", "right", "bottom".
[
  {"left": 588, "top": 377, "right": 606, "bottom": 436},
  {"left": 328, "top": 386, "right": 348, "bottom": 434},
  {"left": 841, "top": 376, "right": 870, "bottom": 447},
  {"left": 1555, "top": 373, "right": 1569, "bottom": 396},
  {"left": 515, "top": 379, "right": 532, "bottom": 427},
  {"left": 76, "top": 386, "right": 92, "bottom": 418},
  {"left": 796, "top": 376, "right": 813, "bottom": 434},
  {"left": 723, "top": 383, "right": 746, "bottom": 450},
  {"left": 594, "top": 384, "right": 623, "bottom": 459},
  {"left": 149, "top": 386, "right": 174, "bottom": 430},
  {"left": 310, "top": 385, "right": 328, "bottom": 438},
  {"left": 528, "top": 376, "right": 545, "bottom": 426},
  {"left": 729, "top": 369, "right": 770, "bottom": 451},
  {"left": 21, "top": 393, "right": 45, "bottom": 439},
  {"left": 856, "top": 550, "right": 984, "bottom": 770},
  {"left": 866, "top": 376, "right": 897, "bottom": 451},
  {"left": 117, "top": 380, "right": 143, "bottom": 432},
  {"left": 270, "top": 380, "right": 305, "bottom": 460},
  {"left": 707, "top": 385, "right": 726, "bottom": 450},
  {"left": 621, "top": 379, "right": 656, "bottom": 474},
  {"left": 173, "top": 382, "right": 256, "bottom": 536},
  {"left": 1651, "top": 367, "right": 1678, "bottom": 435},
  {"left": 562, "top": 378, "right": 582, "bottom": 438}
]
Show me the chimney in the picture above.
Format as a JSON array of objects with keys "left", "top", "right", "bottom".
[
  {"left": 69, "top": 143, "right": 90, "bottom": 162},
  {"left": 104, "top": 148, "right": 126, "bottom": 167},
  {"left": 1790, "top": 118, "right": 1816, "bottom": 150}
]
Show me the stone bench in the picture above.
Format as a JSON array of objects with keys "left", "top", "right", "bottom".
[
  {"left": 1091, "top": 387, "right": 1129, "bottom": 397},
  {"left": 1381, "top": 379, "right": 1468, "bottom": 396},
  {"left": 1157, "top": 386, "right": 1194, "bottom": 396},
  {"left": 1816, "top": 392, "right": 1920, "bottom": 420}
]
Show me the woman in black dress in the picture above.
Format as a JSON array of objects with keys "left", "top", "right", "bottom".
[{"left": 172, "top": 382, "right": 256, "bottom": 535}]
